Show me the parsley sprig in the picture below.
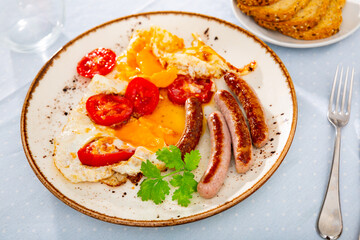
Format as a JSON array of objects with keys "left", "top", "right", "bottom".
[{"left": 137, "top": 145, "right": 201, "bottom": 207}]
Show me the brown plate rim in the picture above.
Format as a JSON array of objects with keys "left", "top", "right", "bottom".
[{"left": 20, "top": 10, "right": 298, "bottom": 227}]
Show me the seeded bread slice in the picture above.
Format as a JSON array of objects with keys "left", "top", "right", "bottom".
[
  {"left": 238, "top": 0, "right": 280, "bottom": 7},
  {"left": 255, "top": 0, "right": 330, "bottom": 33},
  {"left": 280, "top": 0, "right": 345, "bottom": 39},
  {"left": 238, "top": 0, "right": 311, "bottom": 21}
]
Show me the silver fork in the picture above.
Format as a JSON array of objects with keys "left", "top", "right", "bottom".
[{"left": 317, "top": 66, "right": 355, "bottom": 240}]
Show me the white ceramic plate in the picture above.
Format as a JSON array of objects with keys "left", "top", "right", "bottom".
[
  {"left": 231, "top": 0, "right": 360, "bottom": 48},
  {"left": 21, "top": 11, "right": 297, "bottom": 226}
]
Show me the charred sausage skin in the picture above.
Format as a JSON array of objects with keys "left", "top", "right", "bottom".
[
  {"left": 197, "top": 111, "right": 231, "bottom": 199},
  {"left": 215, "top": 90, "right": 253, "bottom": 174},
  {"left": 176, "top": 97, "right": 204, "bottom": 156},
  {"left": 224, "top": 72, "right": 268, "bottom": 148}
]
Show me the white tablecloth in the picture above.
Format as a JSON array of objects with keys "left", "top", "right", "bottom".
[{"left": 1, "top": 0, "right": 359, "bottom": 239}]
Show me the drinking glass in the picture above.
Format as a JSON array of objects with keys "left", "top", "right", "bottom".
[{"left": 0, "top": 0, "right": 65, "bottom": 52}]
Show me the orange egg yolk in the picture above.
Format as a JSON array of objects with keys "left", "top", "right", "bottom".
[
  {"left": 113, "top": 33, "right": 184, "bottom": 152},
  {"left": 115, "top": 90, "right": 185, "bottom": 152},
  {"left": 116, "top": 45, "right": 177, "bottom": 87},
  {"left": 115, "top": 55, "right": 140, "bottom": 81},
  {"left": 136, "top": 48, "right": 164, "bottom": 75},
  {"left": 150, "top": 67, "right": 178, "bottom": 88},
  {"left": 135, "top": 48, "right": 177, "bottom": 87}
]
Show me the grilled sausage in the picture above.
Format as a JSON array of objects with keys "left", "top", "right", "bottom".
[
  {"left": 215, "top": 90, "right": 253, "bottom": 174},
  {"left": 224, "top": 72, "right": 268, "bottom": 148},
  {"left": 197, "top": 111, "right": 231, "bottom": 199},
  {"left": 176, "top": 97, "right": 203, "bottom": 156}
]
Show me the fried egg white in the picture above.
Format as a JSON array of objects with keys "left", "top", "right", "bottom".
[
  {"left": 53, "top": 75, "right": 166, "bottom": 183},
  {"left": 54, "top": 26, "right": 254, "bottom": 185}
]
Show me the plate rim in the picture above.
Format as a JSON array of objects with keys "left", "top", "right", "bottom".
[
  {"left": 230, "top": 0, "right": 360, "bottom": 48},
  {"left": 20, "top": 10, "right": 298, "bottom": 227}
]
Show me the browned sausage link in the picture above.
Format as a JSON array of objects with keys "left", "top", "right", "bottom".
[
  {"left": 197, "top": 111, "right": 231, "bottom": 199},
  {"left": 175, "top": 97, "right": 203, "bottom": 156},
  {"left": 215, "top": 90, "right": 253, "bottom": 173},
  {"left": 224, "top": 72, "right": 268, "bottom": 148}
]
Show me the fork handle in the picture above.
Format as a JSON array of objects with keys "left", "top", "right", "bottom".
[{"left": 317, "top": 127, "right": 343, "bottom": 239}]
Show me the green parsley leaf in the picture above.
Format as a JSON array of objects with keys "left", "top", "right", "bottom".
[
  {"left": 172, "top": 187, "right": 192, "bottom": 207},
  {"left": 182, "top": 171, "right": 198, "bottom": 192},
  {"left": 137, "top": 178, "right": 170, "bottom": 205},
  {"left": 151, "top": 179, "right": 170, "bottom": 204},
  {"left": 184, "top": 150, "right": 201, "bottom": 171},
  {"left": 137, "top": 146, "right": 201, "bottom": 207},
  {"left": 156, "top": 145, "right": 184, "bottom": 171},
  {"left": 169, "top": 174, "right": 183, "bottom": 187},
  {"left": 170, "top": 172, "right": 198, "bottom": 207},
  {"left": 137, "top": 179, "right": 155, "bottom": 201},
  {"left": 140, "top": 160, "right": 161, "bottom": 178}
]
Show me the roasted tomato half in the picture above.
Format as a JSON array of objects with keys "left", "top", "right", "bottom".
[
  {"left": 167, "top": 75, "right": 213, "bottom": 105},
  {"left": 77, "top": 48, "right": 116, "bottom": 78},
  {"left": 125, "top": 77, "right": 159, "bottom": 117},
  {"left": 78, "top": 137, "right": 135, "bottom": 167},
  {"left": 86, "top": 93, "right": 133, "bottom": 126}
]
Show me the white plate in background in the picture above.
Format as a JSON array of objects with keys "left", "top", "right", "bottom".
[{"left": 231, "top": 0, "right": 360, "bottom": 48}]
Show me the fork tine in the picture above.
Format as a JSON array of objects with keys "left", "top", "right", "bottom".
[
  {"left": 347, "top": 67, "right": 355, "bottom": 114},
  {"left": 340, "top": 67, "right": 349, "bottom": 113},
  {"left": 329, "top": 65, "right": 339, "bottom": 112},
  {"left": 335, "top": 66, "right": 343, "bottom": 112}
]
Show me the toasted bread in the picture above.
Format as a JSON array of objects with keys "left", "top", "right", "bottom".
[
  {"left": 238, "top": 0, "right": 280, "bottom": 7},
  {"left": 255, "top": 0, "right": 330, "bottom": 33},
  {"left": 281, "top": 0, "right": 345, "bottom": 39},
  {"left": 238, "top": 0, "right": 311, "bottom": 21}
]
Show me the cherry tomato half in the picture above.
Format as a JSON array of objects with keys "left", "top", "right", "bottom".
[
  {"left": 125, "top": 77, "right": 159, "bottom": 116},
  {"left": 86, "top": 93, "right": 133, "bottom": 126},
  {"left": 78, "top": 138, "right": 135, "bottom": 167},
  {"left": 167, "top": 75, "right": 214, "bottom": 105},
  {"left": 77, "top": 48, "right": 116, "bottom": 78}
]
